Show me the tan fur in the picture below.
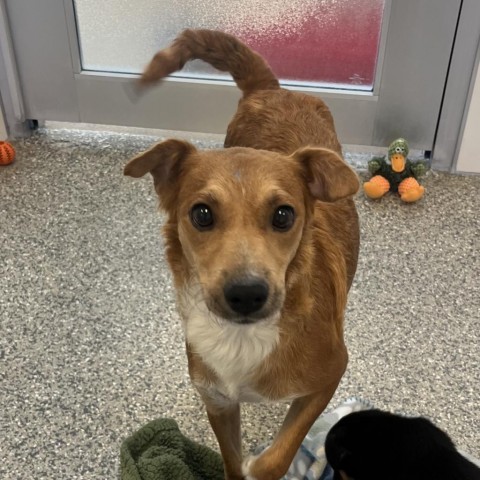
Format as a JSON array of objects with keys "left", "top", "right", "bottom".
[{"left": 125, "top": 29, "right": 359, "bottom": 480}]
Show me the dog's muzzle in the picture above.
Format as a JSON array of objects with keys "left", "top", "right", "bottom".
[{"left": 223, "top": 277, "right": 269, "bottom": 317}]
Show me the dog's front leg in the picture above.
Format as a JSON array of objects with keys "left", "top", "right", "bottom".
[
  {"left": 205, "top": 400, "right": 244, "bottom": 480},
  {"left": 243, "top": 388, "right": 337, "bottom": 480}
]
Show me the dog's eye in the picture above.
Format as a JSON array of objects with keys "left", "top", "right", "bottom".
[
  {"left": 272, "top": 206, "right": 295, "bottom": 231},
  {"left": 190, "top": 204, "right": 214, "bottom": 230}
]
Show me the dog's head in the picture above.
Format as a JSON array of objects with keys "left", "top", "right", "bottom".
[{"left": 125, "top": 139, "right": 358, "bottom": 324}]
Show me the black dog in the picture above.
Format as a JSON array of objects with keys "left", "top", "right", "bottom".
[{"left": 325, "top": 409, "right": 480, "bottom": 480}]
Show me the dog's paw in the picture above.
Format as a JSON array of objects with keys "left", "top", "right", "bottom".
[
  {"left": 241, "top": 455, "right": 259, "bottom": 480},
  {"left": 241, "top": 447, "right": 286, "bottom": 480}
]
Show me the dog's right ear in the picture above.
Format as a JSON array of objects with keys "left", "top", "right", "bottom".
[{"left": 124, "top": 139, "right": 196, "bottom": 210}]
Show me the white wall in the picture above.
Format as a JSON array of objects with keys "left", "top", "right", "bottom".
[{"left": 456, "top": 54, "right": 480, "bottom": 173}]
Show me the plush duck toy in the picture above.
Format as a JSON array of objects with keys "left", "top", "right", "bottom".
[{"left": 363, "top": 138, "right": 426, "bottom": 203}]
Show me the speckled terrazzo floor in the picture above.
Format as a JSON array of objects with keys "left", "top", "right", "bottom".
[{"left": 1, "top": 126, "right": 479, "bottom": 479}]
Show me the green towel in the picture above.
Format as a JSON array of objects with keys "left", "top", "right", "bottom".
[{"left": 120, "top": 418, "right": 224, "bottom": 480}]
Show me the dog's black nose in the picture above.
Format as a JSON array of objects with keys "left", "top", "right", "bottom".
[{"left": 224, "top": 278, "right": 269, "bottom": 316}]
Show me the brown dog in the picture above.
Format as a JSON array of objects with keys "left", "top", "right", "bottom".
[{"left": 124, "top": 29, "right": 360, "bottom": 480}]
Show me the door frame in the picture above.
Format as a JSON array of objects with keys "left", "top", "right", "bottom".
[
  {"left": 0, "top": 0, "right": 27, "bottom": 137},
  {"left": 432, "top": 0, "right": 480, "bottom": 172},
  {"left": 1, "top": 0, "right": 478, "bottom": 171}
]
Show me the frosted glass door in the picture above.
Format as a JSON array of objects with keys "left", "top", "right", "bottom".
[
  {"left": 74, "top": 0, "right": 384, "bottom": 91},
  {"left": 3, "top": 0, "right": 463, "bottom": 150}
]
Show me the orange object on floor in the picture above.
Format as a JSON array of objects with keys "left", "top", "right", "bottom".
[
  {"left": 398, "top": 177, "right": 425, "bottom": 203},
  {"left": 0, "top": 141, "right": 15, "bottom": 165},
  {"left": 363, "top": 174, "right": 391, "bottom": 199}
]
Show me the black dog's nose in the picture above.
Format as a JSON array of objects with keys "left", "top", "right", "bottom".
[{"left": 224, "top": 278, "right": 269, "bottom": 316}]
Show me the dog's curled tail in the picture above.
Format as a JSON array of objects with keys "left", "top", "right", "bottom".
[{"left": 139, "top": 29, "right": 280, "bottom": 96}]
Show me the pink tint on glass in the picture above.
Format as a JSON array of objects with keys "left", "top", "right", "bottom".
[{"left": 232, "top": 1, "right": 385, "bottom": 89}]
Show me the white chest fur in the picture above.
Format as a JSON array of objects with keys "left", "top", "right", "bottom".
[{"left": 178, "top": 285, "right": 280, "bottom": 402}]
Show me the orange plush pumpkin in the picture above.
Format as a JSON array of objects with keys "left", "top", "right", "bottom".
[{"left": 0, "top": 141, "right": 15, "bottom": 165}]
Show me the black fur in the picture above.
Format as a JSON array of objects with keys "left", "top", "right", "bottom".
[{"left": 325, "top": 409, "right": 480, "bottom": 480}]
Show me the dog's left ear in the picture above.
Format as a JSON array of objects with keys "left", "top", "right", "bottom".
[{"left": 293, "top": 147, "right": 359, "bottom": 202}]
